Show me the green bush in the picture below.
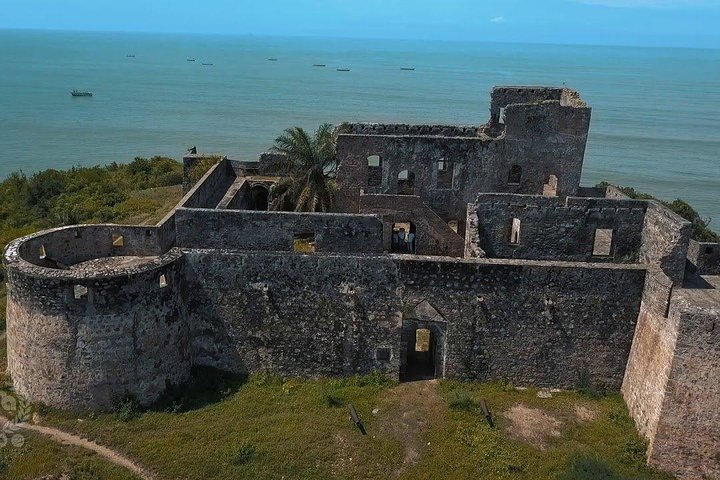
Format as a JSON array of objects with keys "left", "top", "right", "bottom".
[
  {"left": 575, "top": 370, "right": 606, "bottom": 399},
  {"left": 448, "top": 388, "right": 476, "bottom": 411},
  {"left": 113, "top": 395, "right": 142, "bottom": 422},
  {"left": 230, "top": 441, "right": 257, "bottom": 466}
]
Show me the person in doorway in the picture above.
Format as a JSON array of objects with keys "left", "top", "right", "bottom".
[
  {"left": 397, "top": 228, "right": 406, "bottom": 252},
  {"left": 407, "top": 230, "right": 416, "bottom": 254},
  {"left": 392, "top": 229, "right": 400, "bottom": 250}
]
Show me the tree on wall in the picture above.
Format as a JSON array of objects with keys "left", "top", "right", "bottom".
[{"left": 268, "top": 124, "right": 339, "bottom": 212}]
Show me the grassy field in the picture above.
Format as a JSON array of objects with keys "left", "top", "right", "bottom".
[{"left": 16, "top": 370, "right": 670, "bottom": 480}]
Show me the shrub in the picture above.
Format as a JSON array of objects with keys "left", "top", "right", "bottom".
[
  {"left": 230, "top": 441, "right": 257, "bottom": 466},
  {"left": 113, "top": 395, "right": 142, "bottom": 422},
  {"left": 575, "top": 370, "right": 605, "bottom": 399},
  {"left": 448, "top": 388, "right": 476, "bottom": 411},
  {"left": 558, "top": 454, "right": 624, "bottom": 480}
]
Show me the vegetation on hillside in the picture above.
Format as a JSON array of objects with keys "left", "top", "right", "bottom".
[
  {"left": 597, "top": 182, "right": 719, "bottom": 242},
  {"left": 269, "top": 124, "right": 339, "bottom": 212},
  {"left": 0, "top": 157, "right": 184, "bottom": 330}
]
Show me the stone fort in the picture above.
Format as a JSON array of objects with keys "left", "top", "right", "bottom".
[{"left": 3, "top": 86, "right": 719, "bottom": 479}]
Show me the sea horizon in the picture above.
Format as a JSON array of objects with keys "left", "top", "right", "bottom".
[{"left": 1, "top": 28, "right": 718, "bottom": 222}]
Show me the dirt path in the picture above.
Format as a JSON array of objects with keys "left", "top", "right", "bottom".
[
  {"left": 0, "top": 415, "right": 155, "bottom": 480},
  {"left": 374, "top": 379, "right": 443, "bottom": 478}
]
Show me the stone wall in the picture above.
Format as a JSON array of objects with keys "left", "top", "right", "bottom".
[
  {"left": 489, "top": 86, "right": 566, "bottom": 124},
  {"left": 648, "top": 288, "right": 720, "bottom": 480},
  {"left": 335, "top": 86, "right": 591, "bottom": 219},
  {"left": 687, "top": 239, "right": 720, "bottom": 275},
  {"left": 623, "top": 274, "right": 720, "bottom": 480},
  {"left": 469, "top": 194, "right": 647, "bottom": 262},
  {"left": 4, "top": 230, "right": 189, "bottom": 412},
  {"left": 621, "top": 270, "right": 676, "bottom": 442},
  {"left": 184, "top": 251, "right": 403, "bottom": 377},
  {"left": 639, "top": 201, "right": 691, "bottom": 285},
  {"left": 175, "top": 208, "right": 385, "bottom": 254},
  {"left": 397, "top": 257, "right": 645, "bottom": 388},
  {"left": 181, "top": 158, "right": 235, "bottom": 209},
  {"left": 359, "top": 194, "right": 464, "bottom": 257}
]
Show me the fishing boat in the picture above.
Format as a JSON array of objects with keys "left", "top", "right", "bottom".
[
  {"left": 126, "top": 54, "right": 136, "bottom": 58},
  {"left": 313, "top": 64, "right": 326, "bottom": 67},
  {"left": 201, "top": 63, "right": 214, "bottom": 66},
  {"left": 267, "top": 58, "right": 278, "bottom": 61},
  {"left": 187, "top": 58, "right": 196, "bottom": 62},
  {"left": 70, "top": 90, "right": 93, "bottom": 97},
  {"left": 337, "top": 68, "right": 351, "bottom": 72},
  {"left": 400, "top": 67, "right": 416, "bottom": 71}
]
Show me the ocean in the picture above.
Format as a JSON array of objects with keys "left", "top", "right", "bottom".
[{"left": 1, "top": 29, "right": 718, "bottom": 222}]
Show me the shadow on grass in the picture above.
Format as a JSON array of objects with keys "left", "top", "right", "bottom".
[
  {"left": 559, "top": 454, "right": 626, "bottom": 480},
  {"left": 150, "top": 366, "right": 248, "bottom": 414}
]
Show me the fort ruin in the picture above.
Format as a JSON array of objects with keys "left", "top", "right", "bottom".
[{"left": 3, "top": 86, "right": 719, "bottom": 479}]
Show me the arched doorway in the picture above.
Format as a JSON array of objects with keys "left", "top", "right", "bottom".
[
  {"left": 398, "top": 170, "right": 416, "bottom": 195},
  {"left": 400, "top": 317, "right": 445, "bottom": 381},
  {"left": 249, "top": 185, "right": 269, "bottom": 211}
]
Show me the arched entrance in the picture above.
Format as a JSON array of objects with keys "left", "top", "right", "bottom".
[
  {"left": 249, "top": 184, "right": 269, "bottom": 211},
  {"left": 400, "top": 315, "right": 446, "bottom": 382}
]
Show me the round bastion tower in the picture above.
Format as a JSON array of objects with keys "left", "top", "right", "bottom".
[{"left": 2, "top": 224, "right": 190, "bottom": 411}]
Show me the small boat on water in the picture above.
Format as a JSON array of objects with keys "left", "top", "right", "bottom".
[
  {"left": 267, "top": 58, "right": 278, "bottom": 61},
  {"left": 313, "top": 64, "right": 326, "bottom": 67},
  {"left": 202, "top": 63, "right": 214, "bottom": 66},
  {"left": 71, "top": 90, "right": 92, "bottom": 97},
  {"left": 126, "top": 54, "right": 136, "bottom": 58},
  {"left": 400, "top": 67, "right": 415, "bottom": 71},
  {"left": 187, "top": 58, "right": 196, "bottom": 62},
  {"left": 337, "top": 68, "right": 351, "bottom": 72}
]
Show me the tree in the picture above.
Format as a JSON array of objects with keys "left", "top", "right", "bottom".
[{"left": 268, "top": 124, "right": 338, "bottom": 212}]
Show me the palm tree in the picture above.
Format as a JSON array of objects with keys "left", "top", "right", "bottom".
[{"left": 268, "top": 124, "right": 338, "bottom": 212}]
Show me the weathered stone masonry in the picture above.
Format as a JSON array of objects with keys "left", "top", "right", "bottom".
[{"left": 4, "top": 85, "right": 719, "bottom": 479}]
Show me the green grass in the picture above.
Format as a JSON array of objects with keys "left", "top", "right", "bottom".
[
  {"left": 0, "top": 430, "right": 139, "bottom": 480},
  {"left": 30, "top": 376, "right": 672, "bottom": 480}
]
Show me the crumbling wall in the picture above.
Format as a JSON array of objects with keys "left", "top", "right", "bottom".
[
  {"left": 3, "top": 229, "right": 189, "bottom": 412},
  {"left": 398, "top": 257, "right": 645, "bottom": 388},
  {"left": 469, "top": 194, "right": 646, "bottom": 262},
  {"left": 184, "top": 251, "right": 403, "bottom": 377},
  {"left": 175, "top": 208, "right": 384, "bottom": 254},
  {"left": 359, "top": 194, "right": 464, "bottom": 257},
  {"left": 640, "top": 201, "right": 691, "bottom": 285},
  {"left": 622, "top": 269, "right": 676, "bottom": 441},
  {"left": 648, "top": 290, "right": 720, "bottom": 480},
  {"left": 687, "top": 239, "right": 720, "bottom": 275},
  {"left": 489, "top": 86, "right": 566, "bottom": 124},
  {"left": 181, "top": 158, "right": 235, "bottom": 209}
]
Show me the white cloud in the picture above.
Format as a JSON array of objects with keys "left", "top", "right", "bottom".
[
  {"left": 572, "top": 0, "right": 717, "bottom": 7},
  {"left": 490, "top": 16, "right": 506, "bottom": 22}
]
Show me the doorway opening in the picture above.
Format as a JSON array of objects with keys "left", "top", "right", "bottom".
[
  {"left": 398, "top": 170, "right": 416, "bottom": 195},
  {"left": 392, "top": 221, "right": 416, "bottom": 254},
  {"left": 249, "top": 185, "right": 269, "bottom": 211},
  {"left": 401, "top": 319, "right": 444, "bottom": 381}
]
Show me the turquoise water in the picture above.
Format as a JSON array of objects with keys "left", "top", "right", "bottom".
[{"left": 1, "top": 29, "right": 718, "bottom": 222}]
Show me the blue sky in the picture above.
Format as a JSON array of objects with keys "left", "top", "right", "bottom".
[{"left": 2, "top": 0, "right": 719, "bottom": 48}]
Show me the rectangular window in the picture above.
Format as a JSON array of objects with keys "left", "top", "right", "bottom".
[
  {"left": 593, "top": 229, "right": 613, "bottom": 256},
  {"left": 39, "top": 244, "right": 47, "bottom": 260},
  {"left": 159, "top": 274, "right": 168, "bottom": 288},
  {"left": 112, "top": 233, "right": 124, "bottom": 247},
  {"left": 509, "top": 218, "right": 521, "bottom": 245},
  {"left": 293, "top": 233, "right": 316, "bottom": 253},
  {"left": 367, "top": 155, "right": 382, "bottom": 187},
  {"left": 499, "top": 107, "right": 506, "bottom": 124},
  {"left": 436, "top": 160, "right": 454, "bottom": 189},
  {"left": 376, "top": 348, "right": 391, "bottom": 361}
]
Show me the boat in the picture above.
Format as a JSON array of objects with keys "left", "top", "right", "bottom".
[
  {"left": 126, "top": 54, "right": 135, "bottom": 58},
  {"left": 336, "top": 68, "right": 351, "bottom": 72},
  {"left": 187, "top": 58, "right": 196, "bottom": 62},
  {"left": 70, "top": 90, "right": 92, "bottom": 97},
  {"left": 267, "top": 58, "right": 278, "bottom": 61},
  {"left": 400, "top": 67, "right": 415, "bottom": 71},
  {"left": 201, "top": 63, "right": 214, "bottom": 66},
  {"left": 312, "top": 64, "right": 326, "bottom": 67}
]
